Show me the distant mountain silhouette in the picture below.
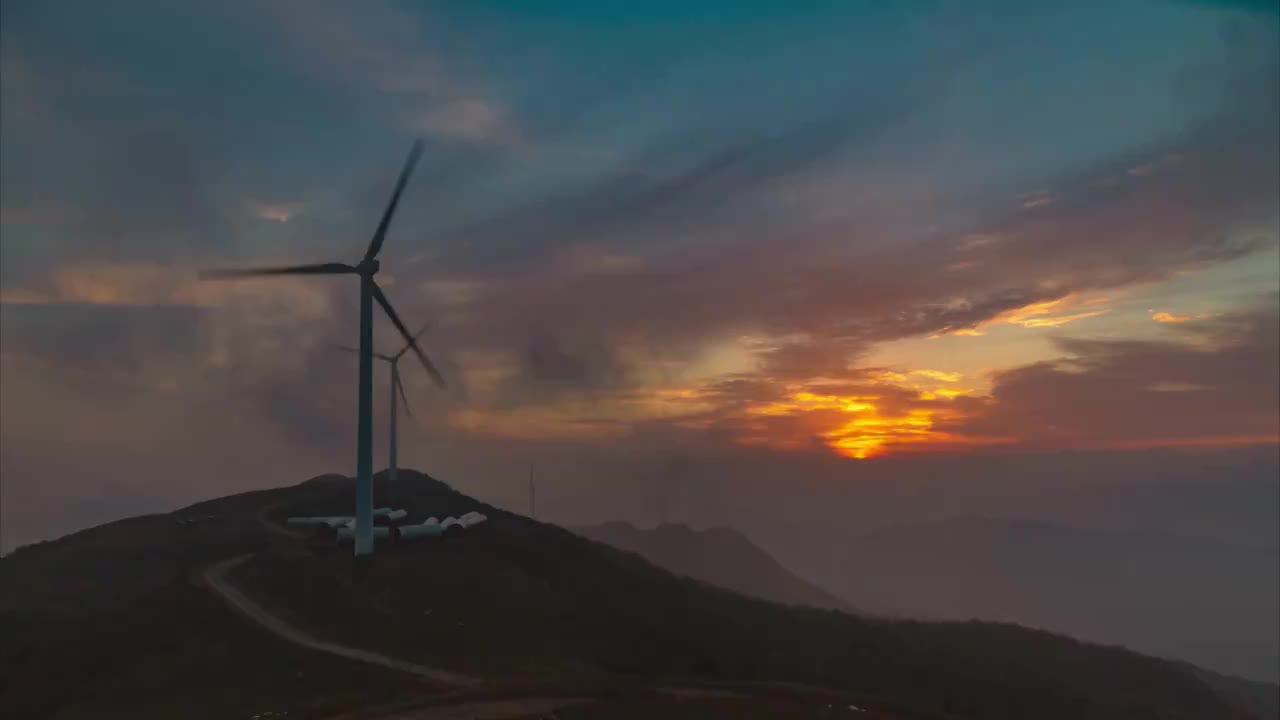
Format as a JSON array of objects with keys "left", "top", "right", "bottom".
[
  {"left": 1, "top": 472, "right": 1270, "bottom": 719},
  {"left": 827, "top": 516, "right": 1280, "bottom": 686},
  {"left": 573, "top": 521, "right": 852, "bottom": 612}
]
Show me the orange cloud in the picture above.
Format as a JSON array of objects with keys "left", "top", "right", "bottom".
[
  {"left": 985, "top": 295, "right": 1111, "bottom": 330},
  {"left": 1151, "top": 311, "right": 1191, "bottom": 323},
  {"left": 912, "top": 369, "right": 963, "bottom": 383},
  {"left": 870, "top": 370, "right": 908, "bottom": 383},
  {"left": 747, "top": 391, "right": 879, "bottom": 417},
  {"left": 931, "top": 295, "right": 1111, "bottom": 338},
  {"left": 250, "top": 201, "right": 303, "bottom": 223},
  {"left": 1015, "top": 309, "right": 1110, "bottom": 328}
]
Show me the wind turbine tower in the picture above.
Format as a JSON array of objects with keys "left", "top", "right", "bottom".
[
  {"left": 335, "top": 322, "right": 430, "bottom": 505},
  {"left": 201, "top": 140, "right": 444, "bottom": 556},
  {"left": 529, "top": 466, "right": 537, "bottom": 520}
]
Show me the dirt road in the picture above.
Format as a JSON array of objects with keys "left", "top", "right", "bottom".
[
  {"left": 202, "top": 554, "right": 482, "bottom": 688},
  {"left": 365, "top": 697, "right": 590, "bottom": 719}
]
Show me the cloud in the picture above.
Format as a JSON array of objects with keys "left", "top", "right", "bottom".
[
  {"left": 399, "top": 14, "right": 1278, "bottom": 387},
  {"left": 0, "top": 262, "right": 335, "bottom": 316},
  {"left": 976, "top": 296, "right": 1112, "bottom": 330},
  {"left": 912, "top": 369, "right": 964, "bottom": 383},
  {"left": 521, "top": 331, "right": 629, "bottom": 390},
  {"left": 1020, "top": 191, "right": 1055, "bottom": 209},
  {"left": 0, "top": 203, "right": 92, "bottom": 230},
  {"left": 939, "top": 300, "right": 1280, "bottom": 449},
  {"left": 428, "top": 297, "right": 1278, "bottom": 461},
  {"left": 1152, "top": 310, "right": 1192, "bottom": 323},
  {"left": 250, "top": 201, "right": 304, "bottom": 223},
  {"left": 1145, "top": 381, "right": 1211, "bottom": 392},
  {"left": 0, "top": 302, "right": 209, "bottom": 378},
  {"left": 410, "top": 98, "right": 516, "bottom": 145},
  {"left": 240, "top": 0, "right": 514, "bottom": 145}
]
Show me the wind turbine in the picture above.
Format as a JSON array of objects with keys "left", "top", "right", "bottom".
[
  {"left": 200, "top": 140, "right": 445, "bottom": 557},
  {"left": 530, "top": 466, "right": 537, "bottom": 520},
  {"left": 334, "top": 321, "right": 430, "bottom": 505}
]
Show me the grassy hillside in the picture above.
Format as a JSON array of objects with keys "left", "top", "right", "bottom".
[
  {"left": 573, "top": 521, "right": 852, "bottom": 611},
  {"left": 0, "top": 489, "right": 430, "bottom": 719},
  {"left": 1, "top": 470, "right": 1267, "bottom": 719}
]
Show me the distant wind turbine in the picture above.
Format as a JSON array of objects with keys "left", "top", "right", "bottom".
[
  {"left": 200, "top": 140, "right": 444, "bottom": 557},
  {"left": 334, "top": 321, "right": 431, "bottom": 506},
  {"left": 529, "top": 466, "right": 537, "bottom": 520}
]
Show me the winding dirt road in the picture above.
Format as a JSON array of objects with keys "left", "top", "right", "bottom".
[
  {"left": 202, "top": 554, "right": 482, "bottom": 688},
  {"left": 363, "top": 697, "right": 590, "bottom": 720}
]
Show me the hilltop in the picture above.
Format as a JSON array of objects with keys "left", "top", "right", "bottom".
[
  {"left": 1, "top": 470, "right": 1270, "bottom": 719},
  {"left": 573, "top": 521, "right": 851, "bottom": 611}
]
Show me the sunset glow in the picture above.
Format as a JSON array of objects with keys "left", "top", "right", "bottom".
[
  {"left": 823, "top": 408, "right": 937, "bottom": 459},
  {"left": 741, "top": 388, "right": 967, "bottom": 459}
]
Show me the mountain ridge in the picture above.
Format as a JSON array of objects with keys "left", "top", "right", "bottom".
[{"left": 572, "top": 520, "right": 853, "bottom": 612}]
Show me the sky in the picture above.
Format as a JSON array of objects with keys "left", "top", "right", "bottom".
[{"left": 1, "top": 0, "right": 1278, "bottom": 590}]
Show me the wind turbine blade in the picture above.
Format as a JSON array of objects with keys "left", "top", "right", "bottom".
[
  {"left": 199, "top": 263, "right": 355, "bottom": 279},
  {"left": 395, "top": 322, "right": 432, "bottom": 359},
  {"left": 396, "top": 374, "right": 413, "bottom": 418},
  {"left": 331, "top": 344, "right": 396, "bottom": 364},
  {"left": 364, "top": 139, "right": 425, "bottom": 261},
  {"left": 372, "top": 282, "right": 446, "bottom": 389}
]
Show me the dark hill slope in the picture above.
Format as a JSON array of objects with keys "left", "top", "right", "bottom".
[
  {"left": 0, "top": 484, "right": 427, "bottom": 719},
  {"left": 572, "top": 521, "right": 851, "bottom": 611}
]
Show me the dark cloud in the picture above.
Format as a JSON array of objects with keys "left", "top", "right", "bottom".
[
  {"left": 432, "top": 10, "right": 1277, "bottom": 378},
  {"left": 249, "top": 350, "right": 359, "bottom": 458},
  {"left": 0, "top": 302, "right": 208, "bottom": 376},
  {"left": 523, "top": 331, "right": 628, "bottom": 387},
  {"left": 423, "top": 10, "right": 987, "bottom": 277},
  {"left": 435, "top": 66, "right": 1275, "bottom": 395},
  {"left": 754, "top": 336, "right": 865, "bottom": 380}
]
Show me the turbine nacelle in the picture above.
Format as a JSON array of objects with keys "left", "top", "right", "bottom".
[{"left": 357, "top": 258, "right": 381, "bottom": 276}]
